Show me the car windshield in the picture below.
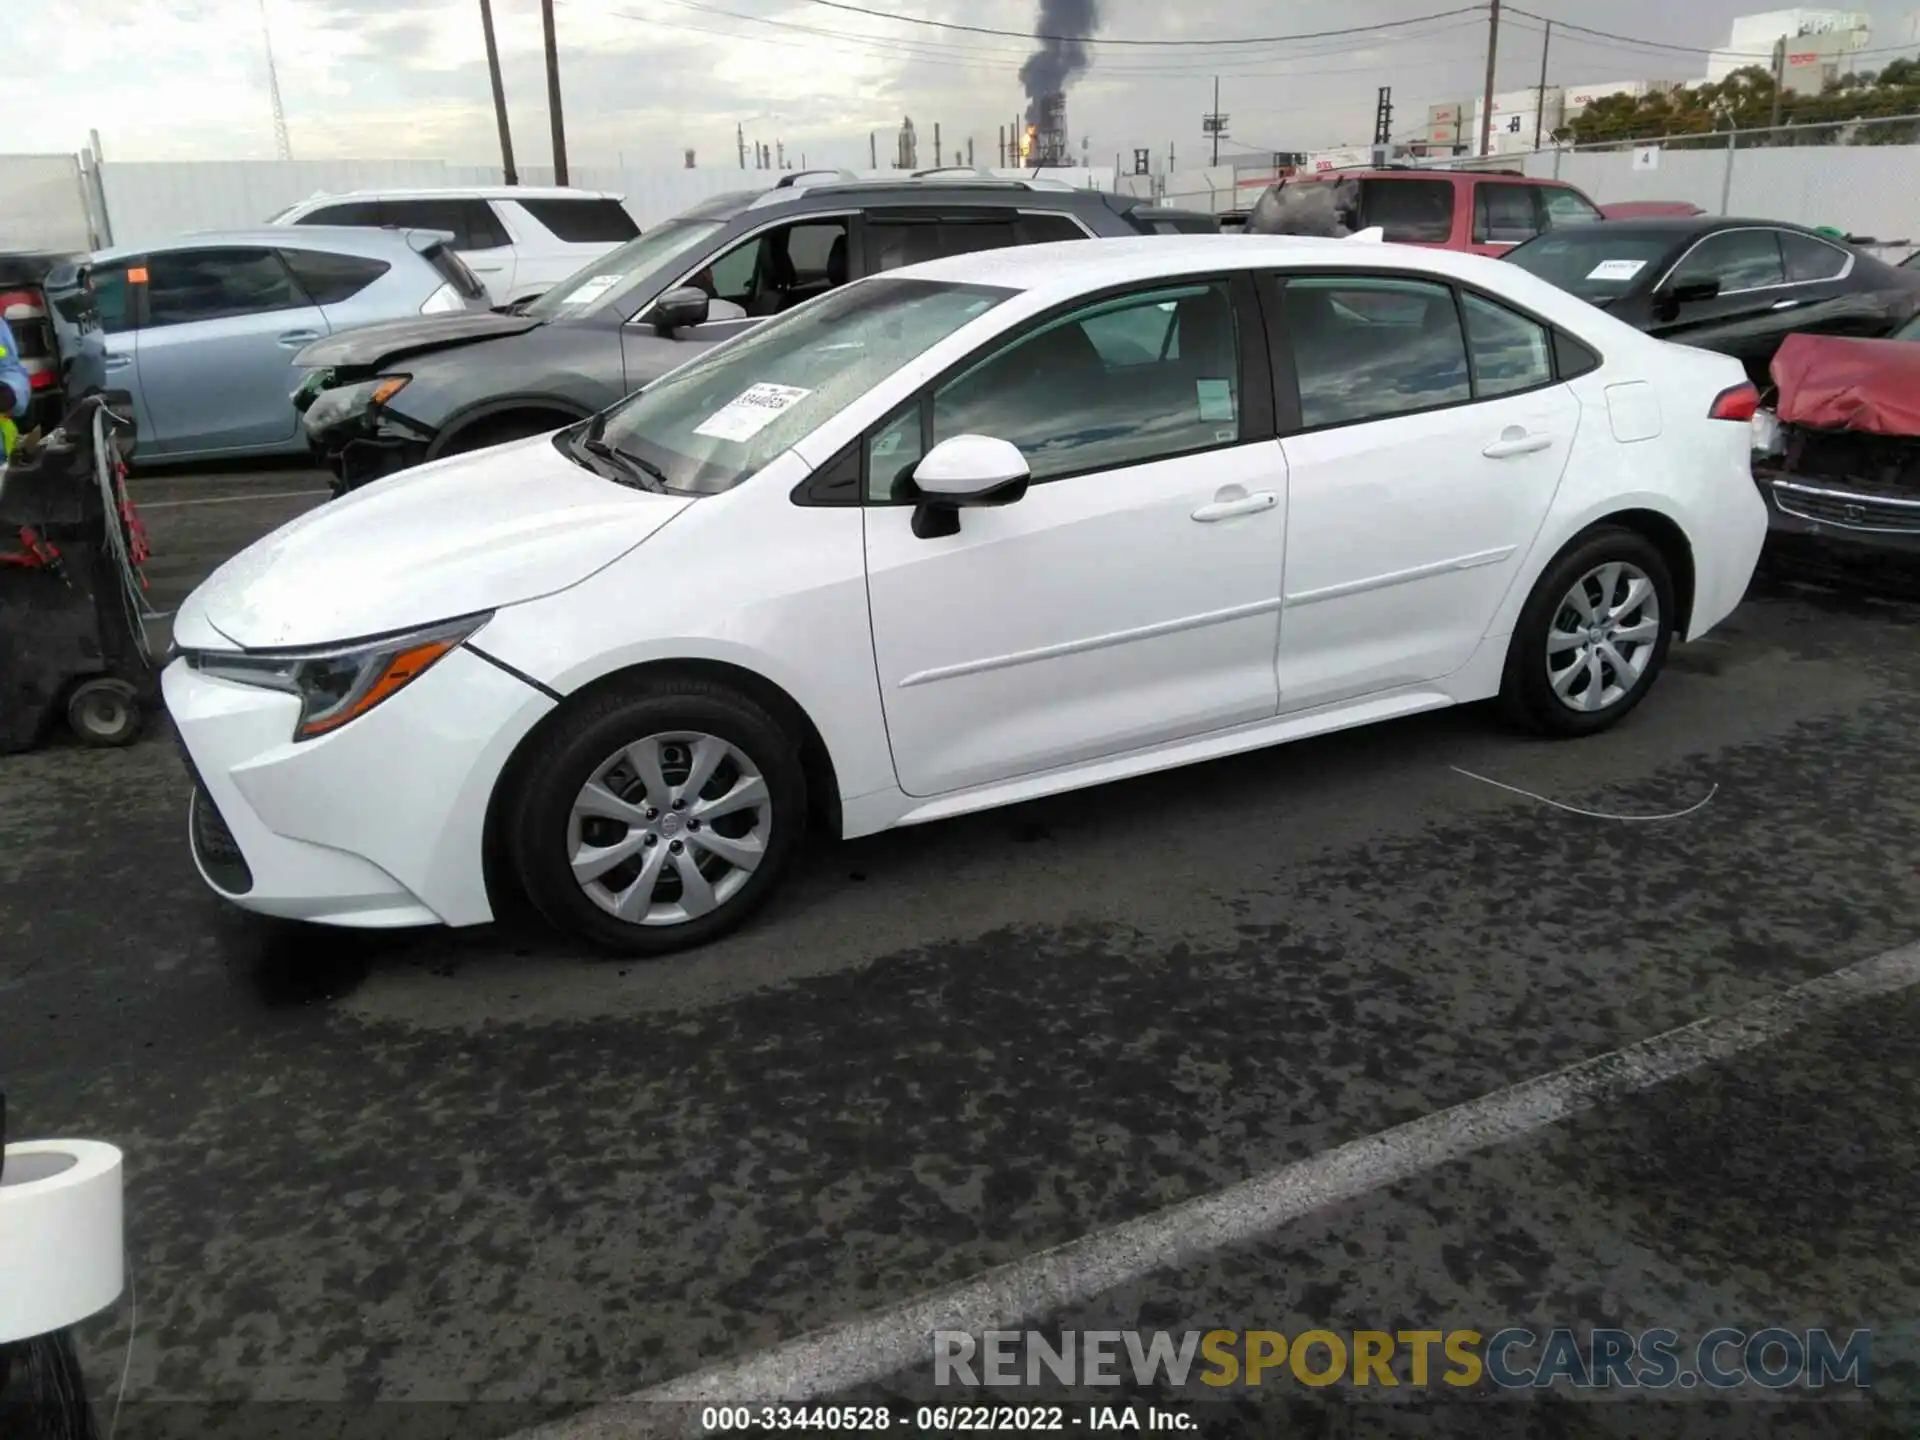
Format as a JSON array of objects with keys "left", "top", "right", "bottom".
[
  {"left": 1895, "top": 311, "right": 1920, "bottom": 341},
  {"left": 525, "top": 219, "right": 728, "bottom": 319},
  {"left": 587, "top": 277, "right": 1015, "bottom": 496},
  {"left": 1503, "top": 231, "right": 1681, "bottom": 302}
]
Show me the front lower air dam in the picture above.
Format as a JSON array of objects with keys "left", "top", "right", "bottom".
[{"left": 0, "top": 1091, "right": 126, "bottom": 1439}]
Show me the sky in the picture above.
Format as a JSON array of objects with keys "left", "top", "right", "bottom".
[{"left": 15, "top": 0, "right": 1920, "bottom": 173}]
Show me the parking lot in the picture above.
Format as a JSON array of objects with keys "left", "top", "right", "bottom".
[{"left": 9, "top": 465, "right": 1920, "bottom": 1437}]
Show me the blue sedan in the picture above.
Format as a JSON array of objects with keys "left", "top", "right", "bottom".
[{"left": 84, "top": 227, "right": 490, "bottom": 463}]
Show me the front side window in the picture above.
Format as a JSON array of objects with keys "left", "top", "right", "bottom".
[
  {"left": 1781, "top": 230, "right": 1849, "bottom": 282},
  {"left": 1462, "top": 292, "right": 1553, "bottom": 397},
  {"left": 1359, "top": 179, "right": 1455, "bottom": 243},
  {"left": 931, "top": 280, "right": 1242, "bottom": 483},
  {"left": 865, "top": 401, "right": 925, "bottom": 502},
  {"left": 144, "top": 248, "right": 306, "bottom": 326},
  {"left": 88, "top": 263, "right": 132, "bottom": 333},
  {"left": 1286, "top": 277, "right": 1470, "bottom": 428},
  {"left": 1539, "top": 186, "right": 1602, "bottom": 228},
  {"left": 1670, "top": 230, "right": 1786, "bottom": 293},
  {"left": 685, "top": 219, "right": 850, "bottom": 316},
  {"left": 593, "top": 278, "right": 1012, "bottom": 495},
  {"left": 1475, "top": 183, "right": 1542, "bottom": 245}
]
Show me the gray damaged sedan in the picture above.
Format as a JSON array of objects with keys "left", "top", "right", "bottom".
[{"left": 292, "top": 175, "right": 1219, "bottom": 491}]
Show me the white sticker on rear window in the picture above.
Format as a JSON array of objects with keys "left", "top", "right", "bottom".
[
  {"left": 559, "top": 274, "right": 624, "bottom": 307},
  {"left": 692, "top": 383, "right": 813, "bottom": 443},
  {"left": 1196, "top": 379, "right": 1235, "bottom": 422},
  {"left": 1585, "top": 259, "right": 1647, "bottom": 281}
]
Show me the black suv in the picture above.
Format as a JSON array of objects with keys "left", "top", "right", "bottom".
[{"left": 296, "top": 175, "right": 1217, "bottom": 490}]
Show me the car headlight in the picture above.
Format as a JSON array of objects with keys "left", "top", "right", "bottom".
[
  {"left": 302, "top": 375, "right": 410, "bottom": 430},
  {"left": 187, "top": 613, "right": 491, "bottom": 741}
]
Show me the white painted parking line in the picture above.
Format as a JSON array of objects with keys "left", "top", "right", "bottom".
[
  {"left": 518, "top": 938, "right": 1920, "bottom": 1438},
  {"left": 136, "top": 489, "right": 330, "bottom": 510}
]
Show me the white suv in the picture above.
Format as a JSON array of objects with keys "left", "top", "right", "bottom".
[{"left": 267, "top": 186, "right": 639, "bottom": 307}]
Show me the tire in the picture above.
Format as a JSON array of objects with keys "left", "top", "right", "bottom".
[
  {"left": 506, "top": 677, "right": 808, "bottom": 956},
  {"left": 65, "top": 678, "right": 143, "bottom": 748},
  {"left": 1499, "top": 526, "right": 1676, "bottom": 737},
  {"left": 439, "top": 413, "right": 572, "bottom": 458}
]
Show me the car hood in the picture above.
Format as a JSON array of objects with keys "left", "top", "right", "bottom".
[
  {"left": 295, "top": 311, "right": 544, "bottom": 370},
  {"left": 182, "top": 434, "right": 692, "bottom": 650}
]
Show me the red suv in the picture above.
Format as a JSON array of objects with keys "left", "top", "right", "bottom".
[{"left": 1247, "top": 168, "right": 1604, "bottom": 256}]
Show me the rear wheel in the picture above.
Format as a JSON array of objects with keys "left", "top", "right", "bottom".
[
  {"left": 1500, "top": 526, "right": 1675, "bottom": 737},
  {"left": 65, "top": 678, "right": 142, "bottom": 748},
  {"left": 507, "top": 678, "right": 807, "bottom": 956}
]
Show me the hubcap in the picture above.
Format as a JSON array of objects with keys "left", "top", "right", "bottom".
[
  {"left": 567, "top": 732, "right": 772, "bottom": 927},
  {"left": 1545, "top": 560, "right": 1662, "bottom": 714}
]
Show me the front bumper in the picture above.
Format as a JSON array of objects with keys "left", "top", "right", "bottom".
[
  {"left": 163, "top": 643, "right": 555, "bottom": 928},
  {"left": 299, "top": 389, "right": 437, "bottom": 492},
  {"left": 1757, "top": 468, "right": 1920, "bottom": 557}
]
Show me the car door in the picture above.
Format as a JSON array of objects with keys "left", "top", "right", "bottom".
[
  {"left": 131, "top": 245, "right": 331, "bottom": 454},
  {"left": 1645, "top": 228, "right": 1795, "bottom": 373},
  {"left": 1272, "top": 273, "right": 1579, "bottom": 711},
  {"left": 863, "top": 273, "right": 1288, "bottom": 797},
  {"left": 84, "top": 259, "right": 151, "bottom": 433}
]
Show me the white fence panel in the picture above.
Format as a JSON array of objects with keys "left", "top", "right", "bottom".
[
  {"left": 1549, "top": 148, "right": 1732, "bottom": 215},
  {"left": 1725, "top": 143, "right": 1920, "bottom": 240},
  {"left": 0, "top": 154, "right": 94, "bottom": 253}
]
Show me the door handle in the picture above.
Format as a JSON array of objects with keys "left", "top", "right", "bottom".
[
  {"left": 277, "top": 330, "right": 322, "bottom": 348},
  {"left": 1483, "top": 431, "right": 1553, "bottom": 459},
  {"left": 103, "top": 351, "right": 131, "bottom": 370},
  {"left": 1191, "top": 491, "right": 1277, "bottom": 522},
  {"left": 1771, "top": 298, "right": 1801, "bottom": 311},
  {"left": 468, "top": 263, "right": 505, "bottom": 273}
]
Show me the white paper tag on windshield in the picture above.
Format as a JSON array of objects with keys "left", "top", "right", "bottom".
[
  {"left": 693, "top": 383, "right": 813, "bottom": 442},
  {"left": 559, "top": 274, "right": 624, "bottom": 307},
  {"left": 1585, "top": 259, "right": 1647, "bottom": 281}
]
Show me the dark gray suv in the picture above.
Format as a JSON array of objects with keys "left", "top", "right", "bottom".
[{"left": 295, "top": 176, "right": 1216, "bottom": 490}]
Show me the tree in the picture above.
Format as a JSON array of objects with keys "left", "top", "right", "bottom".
[{"left": 1554, "top": 57, "right": 1920, "bottom": 147}]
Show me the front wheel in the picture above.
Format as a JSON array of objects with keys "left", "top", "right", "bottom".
[
  {"left": 506, "top": 679, "right": 808, "bottom": 956},
  {"left": 1500, "top": 527, "right": 1676, "bottom": 737}
]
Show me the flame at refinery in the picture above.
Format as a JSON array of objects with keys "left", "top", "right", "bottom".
[{"left": 1016, "top": 0, "right": 1096, "bottom": 166}]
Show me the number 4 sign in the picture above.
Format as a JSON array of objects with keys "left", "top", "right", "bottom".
[{"left": 1632, "top": 145, "right": 1661, "bottom": 171}]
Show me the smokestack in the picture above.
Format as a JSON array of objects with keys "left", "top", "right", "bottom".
[{"left": 1020, "top": 0, "right": 1100, "bottom": 128}]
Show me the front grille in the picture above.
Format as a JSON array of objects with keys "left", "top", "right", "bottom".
[
  {"left": 189, "top": 783, "right": 254, "bottom": 895},
  {"left": 1771, "top": 480, "right": 1920, "bottom": 535}
]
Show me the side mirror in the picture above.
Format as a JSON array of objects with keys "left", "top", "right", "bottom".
[
  {"left": 651, "top": 286, "right": 710, "bottom": 336},
  {"left": 906, "top": 434, "right": 1030, "bottom": 539}
]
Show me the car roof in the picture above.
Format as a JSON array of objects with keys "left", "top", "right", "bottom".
[
  {"left": 1568, "top": 215, "right": 1817, "bottom": 237},
  {"left": 678, "top": 178, "right": 1128, "bottom": 223},
  {"left": 1293, "top": 168, "right": 1555, "bottom": 185},
  {"left": 286, "top": 185, "right": 623, "bottom": 204},
  {"left": 899, "top": 232, "right": 1569, "bottom": 297},
  {"left": 92, "top": 227, "right": 444, "bottom": 261}
]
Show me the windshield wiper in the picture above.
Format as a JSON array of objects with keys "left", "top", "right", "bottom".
[{"left": 569, "top": 414, "right": 670, "bottom": 492}]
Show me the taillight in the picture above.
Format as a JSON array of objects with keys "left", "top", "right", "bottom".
[
  {"left": 0, "top": 288, "right": 43, "bottom": 322},
  {"left": 1709, "top": 382, "right": 1760, "bottom": 422}
]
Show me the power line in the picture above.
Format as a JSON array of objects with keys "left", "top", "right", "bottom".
[
  {"left": 797, "top": 0, "right": 1491, "bottom": 49},
  {"left": 1505, "top": 8, "right": 1769, "bottom": 58}
]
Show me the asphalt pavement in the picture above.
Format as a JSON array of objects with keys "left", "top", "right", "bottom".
[{"left": 6, "top": 467, "right": 1920, "bottom": 1440}]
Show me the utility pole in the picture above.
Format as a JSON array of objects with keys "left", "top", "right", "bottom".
[
  {"left": 478, "top": 0, "right": 517, "bottom": 183},
  {"left": 998, "top": 125, "right": 1006, "bottom": 165},
  {"left": 1534, "top": 19, "right": 1552, "bottom": 149},
  {"left": 1479, "top": 0, "right": 1501, "bottom": 157},
  {"left": 870, "top": 131, "right": 878, "bottom": 168},
  {"left": 1206, "top": 76, "right": 1225, "bottom": 165},
  {"left": 1770, "top": 36, "right": 1787, "bottom": 128},
  {"left": 933, "top": 122, "right": 942, "bottom": 168},
  {"left": 967, "top": 136, "right": 975, "bottom": 166},
  {"left": 776, "top": 139, "right": 785, "bottom": 168},
  {"left": 539, "top": 0, "right": 568, "bottom": 184},
  {"left": 1373, "top": 86, "right": 1394, "bottom": 148},
  {"left": 739, "top": 123, "right": 748, "bottom": 169}
]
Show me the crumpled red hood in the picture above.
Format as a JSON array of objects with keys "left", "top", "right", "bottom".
[{"left": 1771, "top": 332, "right": 1920, "bottom": 438}]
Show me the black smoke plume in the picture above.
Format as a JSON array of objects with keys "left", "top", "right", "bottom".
[{"left": 1019, "top": 0, "right": 1100, "bottom": 124}]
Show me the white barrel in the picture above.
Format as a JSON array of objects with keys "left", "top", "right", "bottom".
[{"left": 0, "top": 1140, "right": 125, "bottom": 1342}]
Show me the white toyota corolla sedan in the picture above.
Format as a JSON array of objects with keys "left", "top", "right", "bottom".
[{"left": 165, "top": 234, "right": 1767, "bottom": 955}]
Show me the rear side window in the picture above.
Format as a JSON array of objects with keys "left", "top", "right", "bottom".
[
  {"left": 298, "top": 201, "right": 382, "bottom": 227},
  {"left": 1781, "top": 230, "right": 1849, "bottom": 282},
  {"left": 1358, "top": 179, "right": 1455, "bottom": 244},
  {"left": 1475, "top": 183, "right": 1542, "bottom": 245},
  {"left": 1670, "top": 229, "right": 1785, "bottom": 292},
  {"left": 1014, "top": 214, "right": 1088, "bottom": 244},
  {"left": 278, "top": 248, "right": 391, "bottom": 304},
  {"left": 144, "top": 247, "right": 307, "bottom": 326},
  {"left": 516, "top": 198, "right": 640, "bottom": 244},
  {"left": 1461, "top": 292, "right": 1553, "bottom": 396},
  {"left": 868, "top": 218, "right": 1019, "bottom": 272},
  {"left": 1284, "top": 276, "right": 1471, "bottom": 428},
  {"left": 382, "top": 199, "right": 511, "bottom": 251}
]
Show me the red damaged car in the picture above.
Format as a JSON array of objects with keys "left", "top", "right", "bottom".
[{"left": 1753, "top": 322, "right": 1920, "bottom": 569}]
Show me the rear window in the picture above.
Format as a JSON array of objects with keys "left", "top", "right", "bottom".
[
  {"left": 424, "top": 243, "right": 487, "bottom": 300},
  {"left": 516, "top": 197, "right": 640, "bottom": 244},
  {"left": 279, "top": 248, "right": 391, "bottom": 304},
  {"left": 381, "top": 199, "right": 511, "bottom": 251},
  {"left": 1359, "top": 179, "right": 1456, "bottom": 244}
]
